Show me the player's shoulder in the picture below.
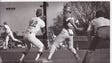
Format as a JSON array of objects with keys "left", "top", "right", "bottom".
[
  {"left": 100, "top": 17, "right": 110, "bottom": 21},
  {"left": 92, "top": 17, "right": 109, "bottom": 23},
  {"left": 31, "top": 17, "right": 38, "bottom": 20},
  {"left": 4, "top": 24, "right": 9, "bottom": 28},
  {"left": 32, "top": 17, "right": 42, "bottom": 21}
]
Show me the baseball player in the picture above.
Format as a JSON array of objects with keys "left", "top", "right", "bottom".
[
  {"left": 19, "top": 9, "right": 46, "bottom": 62},
  {"left": 87, "top": 10, "right": 110, "bottom": 51},
  {"left": 47, "top": 6, "right": 82, "bottom": 61},
  {"left": 0, "top": 22, "right": 22, "bottom": 49},
  {"left": 82, "top": 10, "right": 110, "bottom": 63}
]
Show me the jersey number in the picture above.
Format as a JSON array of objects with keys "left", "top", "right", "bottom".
[{"left": 29, "top": 20, "right": 38, "bottom": 27}]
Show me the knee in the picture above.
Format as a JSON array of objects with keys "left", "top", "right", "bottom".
[
  {"left": 68, "top": 47, "right": 74, "bottom": 50},
  {"left": 39, "top": 44, "right": 44, "bottom": 52},
  {"left": 52, "top": 44, "right": 57, "bottom": 49},
  {"left": 37, "top": 51, "right": 43, "bottom": 54},
  {"left": 41, "top": 44, "right": 44, "bottom": 48},
  {"left": 41, "top": 44, "right": 44, "bottom": 49},
  {"left": 50, "top": 45, "right": 57, "bottom": 52}
]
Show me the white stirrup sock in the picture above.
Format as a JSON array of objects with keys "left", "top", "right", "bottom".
[{"left": 19, "top": 54, "right": 25, "bottom": 61}]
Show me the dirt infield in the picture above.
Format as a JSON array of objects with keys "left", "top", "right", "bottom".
[{"left": 0, "top": 48, "right": 109, "bottom": 63}]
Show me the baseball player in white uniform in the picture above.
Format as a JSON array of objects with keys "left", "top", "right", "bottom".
[
  {"left": 0, "top": 22, "right": 22, "bottom": 49},
  {"left": 19, "top": 9, "right": 45, "bottom": 62},
  {"left": 47, "top": 6, "right": 82, "bottom": 61}
]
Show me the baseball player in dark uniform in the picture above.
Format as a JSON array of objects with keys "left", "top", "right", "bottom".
[
  {"left": 82, "top": 10, "right": 110, "bottom": 63},
  {"left": 87, "top": 10, "right": 110, "bottom": 51}
]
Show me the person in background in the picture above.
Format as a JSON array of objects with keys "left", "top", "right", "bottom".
[
  {"left": 82, "top": 10, "right": 110, "bottom": 63},
  {"left": 0, "top": 22, "right": 22, "bottom": 49}
]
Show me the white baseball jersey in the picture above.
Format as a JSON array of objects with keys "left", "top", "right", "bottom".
[
  {"left": 66, "top": 17, "right": 74, "bottom": 35},
  {"left": 26, "top": 17, "right": 45, "bottom": 34},
  {"left": 66, "top": 17, "right": 75, "bottom": 27}
]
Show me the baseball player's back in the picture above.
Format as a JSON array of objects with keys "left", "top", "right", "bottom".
[
  {"left": 20, "top": 13, "right": 46, "bottom": 62},
  {"left": 91, "top": 17, "right": 109, "bottom": 31},
  {"left": 26, "top": 17, "right": 45, "bottom": 34}
]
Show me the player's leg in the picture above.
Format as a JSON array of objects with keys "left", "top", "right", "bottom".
[
  {"left": 19, "top": 40, "right": 31, "bottom": 61},
  {"left": 0, "top": 56, "right": 2, "bottom": 63},
  {"left": 48, "top": 44, "right": 57, "bottom": 60},
  {"left": 48, "top": 32, "right": 66, "bottom": 60},
  {"left": 9, "top": 32, "right": 23, "bottom": 48},
  {"left": 29, "top": 37, "right": 44, "bottom": 61},
  {"left": 97, "top": 26, "right": 110, "bottom": 40},
  {"left": 89, "top": 27, "right": 109, "bottom": 51},
  {"left": 10, "top": 32, "right": 22, "bottom": 42},
  {"left": 82, "top": 37, "right": 98, "bottom": 63},
  {"left": 4, "top": 35, "right": 9, "bottom": 49},
  {"left": 35, "top": 41, "right": 44, "bottom": 61},
  {"left": 67, "top": 36, "right": 80, "bottom": 60},
  {"left": 82, "top": 27, "right": 110, "bottom": 63}
]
